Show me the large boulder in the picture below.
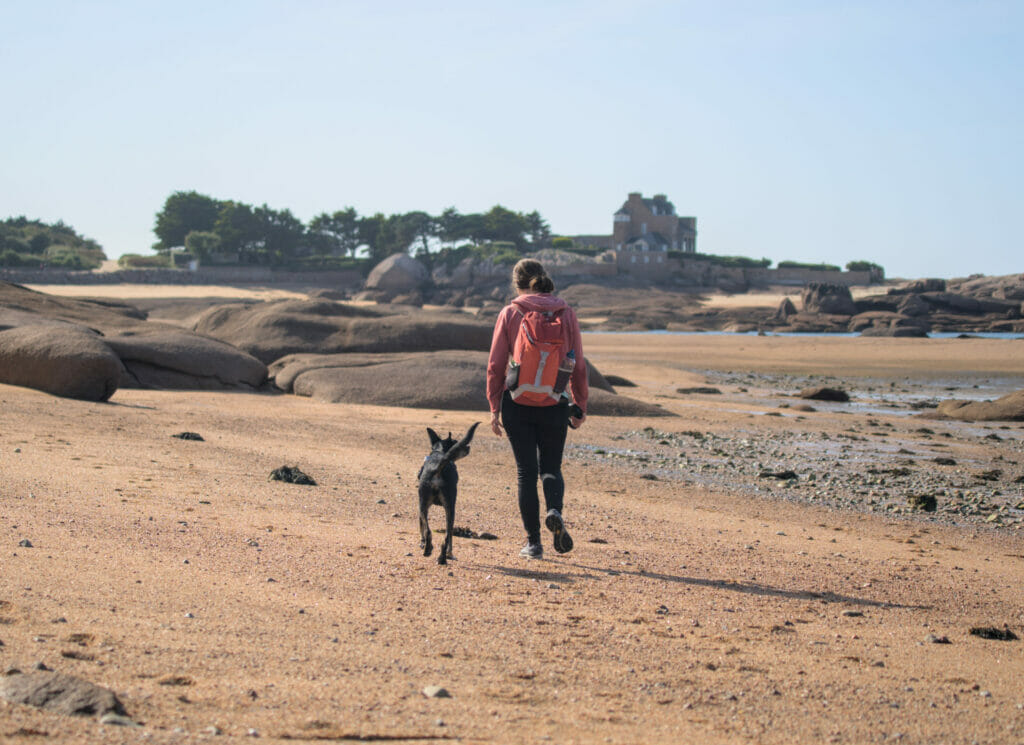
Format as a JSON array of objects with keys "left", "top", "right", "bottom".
[
  {"left": 0, "top": 324, "right": 122, "bottom": 401},
  {"left": 365, "top": 253, "right": 429, "bottom": 291},
  {"left": 270, "top": 350, "right": 669, "bottom": 416},
  {"left": 105, "top": 329, "right": 267, "bottom": 390},
  {"left": 934, "top": 389, "right": 1024, "bottom": 421},
  {"left": 192, "top": 299, "right": 493, "bottom": 365},
  {"left": 801, "top": 283, "right": 856, "bottom": 316}
]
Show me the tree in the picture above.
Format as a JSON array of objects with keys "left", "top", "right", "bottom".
[
  {"left": 483, "top": 205, "right": 529, "bottom": 249},
  {"left": 253, "top": 204, "right": 305, "bottom": 264},
  {"left": 154, "top": 191, "right": 221, "bottom": 250},
  {"left": 213, "top": 201, "right": 261, "bottom": 262},
  {"left": 358, "top": 213, "right": 385, "bottom": 260},
  {"left": 402, "top": 211, "right": 435, "bottom": 256},
  {"left": 309, "top": 208, "right": 361, "bottom": 257},
  {"left": 524, "top": 210, "right": 550, "bottom": 248},
  {"left": 436, "top": 207, "right": 463, "bottom": 248},
  {"left": 184, "top": 230, "right": 221, "bottom": 262}
]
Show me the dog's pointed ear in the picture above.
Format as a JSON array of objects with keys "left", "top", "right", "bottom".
[{"left": 426, "top": 427, "right": 441, "bottom": 446}]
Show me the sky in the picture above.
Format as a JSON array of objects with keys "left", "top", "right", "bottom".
[{"left": 1, "top": 1, "right": 1021, "bottom": 279}]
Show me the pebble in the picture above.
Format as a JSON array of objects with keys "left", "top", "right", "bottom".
[
  {"left": 423, "top": 685, "right": 451, "bottom": 698},
  {"left": 247, "top": 728, "right": 260, "bottom": 737},
  {"left": 17, "top": 539, "right": 32, "bottom": 548},
  {"left": 203, "top": 726, "right": 223, "bottom": 736},
  {"left": 184, "top": 612, "right": 195, "bottom": 618},
  {"left": 100, "top": 713, "right": 140, "bottom": 727},
  {"left": 841, "top": 610, "right": 864, "bottom": 617}
]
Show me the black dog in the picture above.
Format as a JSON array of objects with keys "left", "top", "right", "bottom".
[{"left": 417, "top": 422, "right": 479, "bottom": 565}]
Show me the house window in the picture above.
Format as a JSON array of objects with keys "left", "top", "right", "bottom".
[
  {"left": 641, "top": 223, "right": 647, "bottom": 235},
  {"left": 644, "top": 255, "right": 650, "bottom": 264},
  {"left": 631, "top": 255, "right": 636, "bottom": 263},
  {"left": 658, "top": 254, "right": 663, "bottom": 263}
]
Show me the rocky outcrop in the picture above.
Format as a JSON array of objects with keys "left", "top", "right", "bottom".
[
  {"left": 774, "top": 297, "right": 797, "bottom": 321},
  {"left": 192, "top": 299, "right": 493, "bottom": 365},
  {"left": 0, "top": 324, "right": 122, "bottom": 401},
  {"left": 365, "top": 253, "right": 428, "bottom": 291},
  {"left": 105, "top": 329, "right": 267, "bottom": 390},
  {"left": 801, "top": 283, "right": 857, "bottom": 316},
  {"left": 934, "top": 389, "right": 1024, "bottom": 421},
  {"left": 0, "top": 281, "right": 145, "bottom": 333},
  {"left": 269, "top": 350, "right": 662, "bottom": 415}
]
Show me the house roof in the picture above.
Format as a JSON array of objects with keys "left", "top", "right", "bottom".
[{"left": 625, "top": 232, "right": 670, "bottom": 249}]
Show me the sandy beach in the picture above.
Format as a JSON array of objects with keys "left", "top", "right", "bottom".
[{"left": 2, "top": 288, "right": 1024, "bottom": 744}]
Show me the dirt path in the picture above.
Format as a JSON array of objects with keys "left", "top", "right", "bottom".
[{"left": 1, "top": 335, "right": 1023, "bottom": 744}]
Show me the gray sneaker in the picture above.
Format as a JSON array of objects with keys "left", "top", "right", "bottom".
[
  {"left": 545, "top": 509, "right": 573, "bottom": 554},
  {"left": 519, "top": 542, "right": 543, "bottom": 559}
]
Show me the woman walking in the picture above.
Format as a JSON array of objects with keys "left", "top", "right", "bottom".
[{"left": 487, "top": 259, "right": 588, "bottom": 559}]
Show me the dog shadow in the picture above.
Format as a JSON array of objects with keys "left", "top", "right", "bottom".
[{"left": 474, "top": 561, "right": 926, "bottom": 610}]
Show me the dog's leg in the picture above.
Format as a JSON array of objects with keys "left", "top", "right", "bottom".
[
  {"left": 440, "top": 486, "right": 456, "bottom": 565},
  {"left": 418, "top": 486, "right": 433, "bottom": 557}
]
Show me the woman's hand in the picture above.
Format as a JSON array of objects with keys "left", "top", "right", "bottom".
[{"left": 490, "top": 412, "right": 503, "bottom": 437}]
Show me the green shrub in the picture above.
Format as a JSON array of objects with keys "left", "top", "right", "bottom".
[
  {"left": 846, "top": 260, "right": 884, "bottom": 278},
  {"left": 118, "top": 253, "right": 173, "bottom": 269},
  {"left": 778, "top": 260, "right": 841, "bottom": 272},
  {"left": 682, "top": 252, "right": 771, "bottom": 268},
  {"left": 551, "top": 236, "right": 573, "bottom": 249}
]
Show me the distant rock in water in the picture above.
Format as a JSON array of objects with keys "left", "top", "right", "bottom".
[
  {"left": 934, "top": 390, "right": 1024, "bottom": 421},
  {"left": 0, "top": 324, "right": 122, "bottom": 402},
  {"left": 799, "top": 387, "right": 850, "bottom": 402},
  {"left": 677, "top": 387, "right": 722, "bottom": 395}
]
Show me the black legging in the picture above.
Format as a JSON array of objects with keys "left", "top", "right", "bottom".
[{"left": 501, "top": 391, "right": 569, "bottom": 543}]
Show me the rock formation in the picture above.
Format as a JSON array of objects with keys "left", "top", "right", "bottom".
[
  {"left": 0, "top": 324, "right": 123, "bottom": 401},
  {"left": 365, "top": 253, "right": 429, "bottom": 291},
  {"left": 934, "top": 389, "right": 1024, "bottom": 421},
  {"left": 192, "top": 299, "right": 494, "bottom": 365},
  {"left": 105, "top": 329, "right": 267, "bottom": 390}
]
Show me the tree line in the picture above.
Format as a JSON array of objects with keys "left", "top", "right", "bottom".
[
  {"left": 150, "top": 191, "right": 552, "bottom": 267},
  {"left": 0, "top": 217, "right": 106, "bottom": 269}
]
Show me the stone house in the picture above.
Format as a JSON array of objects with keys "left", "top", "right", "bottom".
[{"left": 570, "top": 192, "right": 697, "bottom": 274}]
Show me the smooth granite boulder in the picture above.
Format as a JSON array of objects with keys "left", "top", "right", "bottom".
[{"left": 0, "top": 324, "right": 122, "bottom": 401}]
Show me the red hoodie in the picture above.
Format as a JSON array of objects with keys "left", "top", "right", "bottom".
[{"left": 486, "top": 293, "right": 588, "bottom": 415}]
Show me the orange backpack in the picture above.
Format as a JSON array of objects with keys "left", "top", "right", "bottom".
[{"left": 506, "top": 307, "right": 570, "bottom": 405}]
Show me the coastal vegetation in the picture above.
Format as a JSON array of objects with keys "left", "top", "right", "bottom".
[
  {"left": 144, "top": 191, "right": 552, "bottom": 269},
  {"left": 0, "top": 217, "right": 106, "bottom": 269},
  {"left": 0, "top": 197, "right": 885, "bottom": 280}
]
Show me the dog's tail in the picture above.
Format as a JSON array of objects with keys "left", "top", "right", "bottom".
[{"left": 435, "top": 422, "right": 480, "bottom": 471}]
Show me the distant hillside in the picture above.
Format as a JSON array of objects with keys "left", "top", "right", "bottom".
[{"left": 0, "top": 217, "right": 106, "bottom": 270}]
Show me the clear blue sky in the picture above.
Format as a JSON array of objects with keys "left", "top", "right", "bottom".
[{"left": 2, "top": 1, "right": 1021, "bottom": 279}]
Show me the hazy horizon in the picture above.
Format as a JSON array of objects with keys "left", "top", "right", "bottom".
[{"left": 2, "top": 1, "right": 1020, "bottom": 280}]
